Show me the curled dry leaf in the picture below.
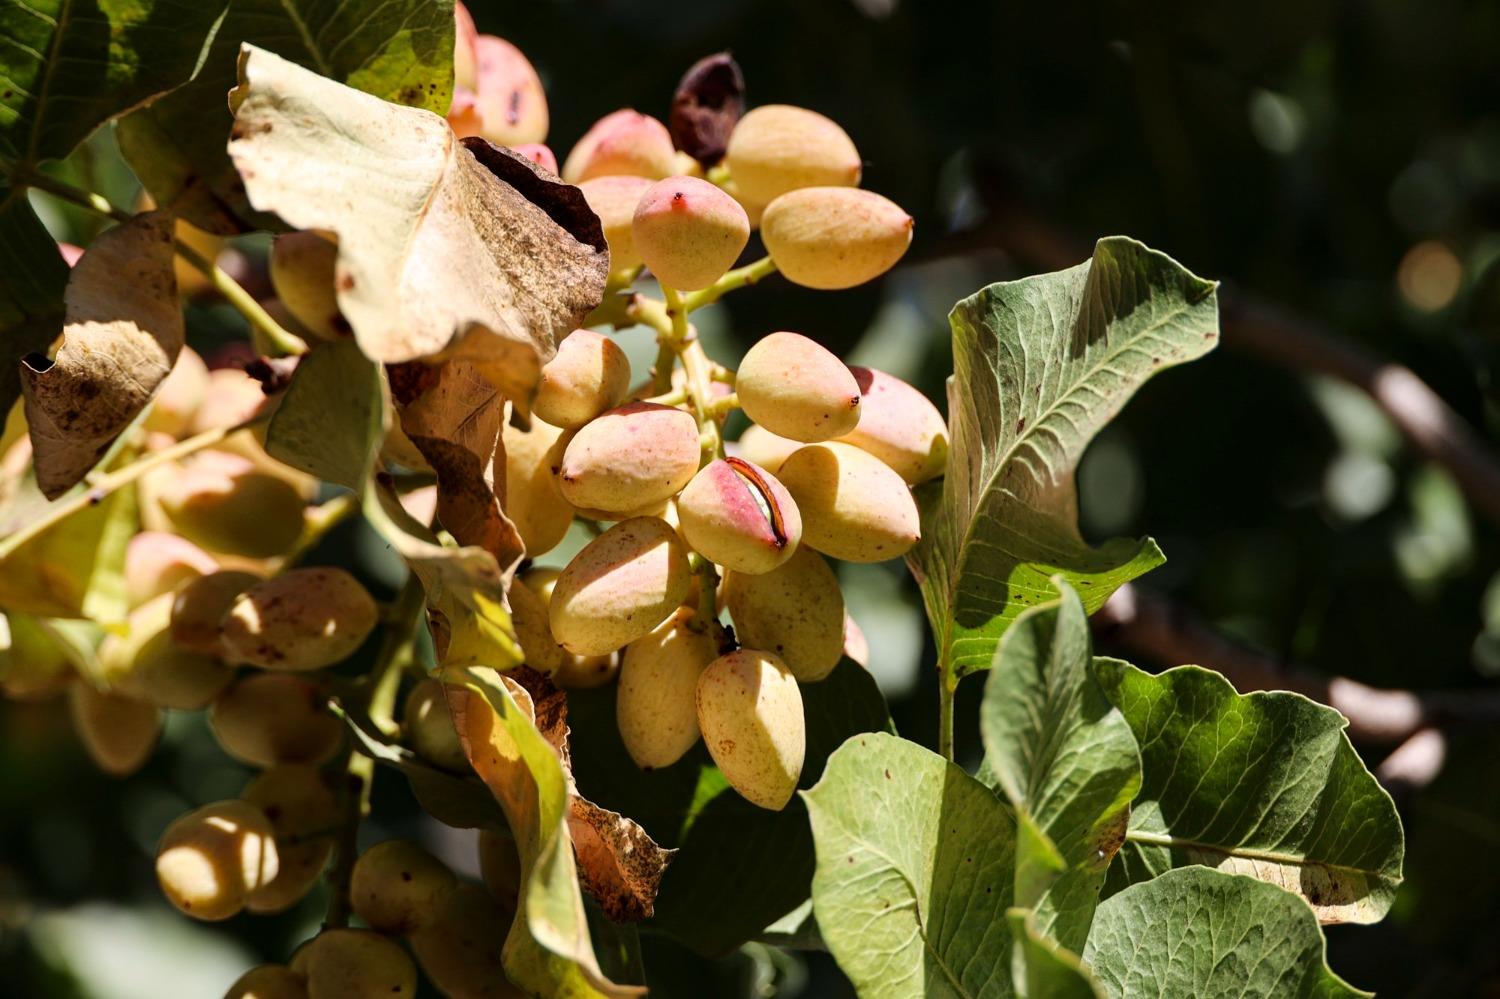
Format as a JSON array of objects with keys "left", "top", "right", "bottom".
[
  {"left": 22, "top": 212, "right": 182, "bottom": 499},
  {"left": 227, "top": 45, "right": 608, "bottom": 392},
  {"left": 669, "top": 53, "right": 746, "bottom": 166},
  {"left": 388, "top": 360, "right": 525, "bottom": 574}
]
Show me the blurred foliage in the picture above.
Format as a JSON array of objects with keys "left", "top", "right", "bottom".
[{"left": 4, "top": 0, "right": 1500, "bottom": 995}]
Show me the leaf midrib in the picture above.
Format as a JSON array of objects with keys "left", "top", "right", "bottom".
[
  {"left": 21, "top": 0, "right": 72, "bottom": 169},
  {"left": 278, "top": 0, "right": 332, "bottom": 75},
  {"left": 942, "top": 286, "right": 1199, "bottom": 634},
  {"left": 1124, "top": 828, "right": 1397, "bottom": 881}
]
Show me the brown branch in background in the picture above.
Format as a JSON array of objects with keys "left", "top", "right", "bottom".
[
  {"left": 974, "top": 201, "right": 1500, "bottom": 530},
  {"left": 1093, "top": 584, "right": 1500, "bottom": 748}
]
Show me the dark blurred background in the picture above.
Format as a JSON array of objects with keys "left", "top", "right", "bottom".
[{"left": 5, "top": 0, "right": 1500, "bottom": 995}]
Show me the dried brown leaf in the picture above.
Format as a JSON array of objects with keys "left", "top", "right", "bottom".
[
  {"left": 22, "top": 212, "right": 182, "bottom": 498},
  {"left": 670, "top": 53, "right": 746, "bottom": 166},
  {"left": 227, "top": 45, "right": 608, "bottom": 391}
]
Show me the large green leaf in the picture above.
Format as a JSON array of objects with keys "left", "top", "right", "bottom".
[
  {"left": 1081, "top": 867, "right": 1369, "bottom": 998},
  {"left": 567, "top": 659, "right": 892, "bottom": 957},
  {"left": 265, "top": 340, "right": 386, "bottom": 491},
  {"left": 804, "top": 732, "right": 1018, "bottom": 999},
  {"left": 117, "top": 0, "right": 455, "bottom": 233},
  {"left": 1096, "top": 662, "right": 1404, "bottom": 924},
  {"left": 909, "top": 238, "right": 1219, "bottom": 685},
  {"left": 0, "top": 0, "right": 224, "bottom": 415},
  {"left": 1006, "top": 910, "right": 1103, "bottom": 999},
  {"left": 980, "top": 579, "right": 1140, "bottom": 951}
]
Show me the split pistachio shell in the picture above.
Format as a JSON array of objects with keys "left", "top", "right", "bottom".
[
  {"left": 677, "top": 458, "right": 801, "bottom": 574},
  {"left": 736, "top": 331, "right": 861, "bottom": 443},
  {"left": 578, "top": 175, "right": 654, "bottom": 274},
  {"left": 761, "top": 187, "right": 913, "bottom": 290},
  {"left": 221, "top": 568, "right": 378, "bottom": 671},
  {"left": 562, "top": 109, "right": 675, "bottom": 184},
  {"left": 556, "top": 402, "right": 700, "bottom": 514},
  {"left": 155, "top": 800, "right": 279, "bottom": 921},
  {"left": 725, "top": 105, "right": 861, "bottom": 206},
  {"left": 632, "top": 175, "right": 750, "bottom": 291},
  {"left": 838, "top": 366, "right": 948, "bottom": 483},
  {"left": 777, "top": 441, "right": 920, "bottom": 562},
  {"left": 724, "top": 544, "right": 845, "bottom": 682},
  {"left": 617, "top": 608, "right": 718, "bottom": 769},
  {"left": 533, "top": 330, "right": 632, "bottom": 430},
  {"left": 549, "top": 517, "right": 692, "bottom": 656},
  {"left": 501, "top": 415, "right": 574, "bottom": 557},
  {"left": 696, "top": 649, "right": 805, "bottom": 810}
]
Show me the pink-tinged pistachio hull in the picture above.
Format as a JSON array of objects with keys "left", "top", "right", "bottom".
[
  {"left": 761, "top": 187, "right": 913, "bottom": 290},
  {"left": 696, "top": 649, "right": 806, "bottom": 810},
  {"left": 579, "top": 175, "right": 654, "bottom": 274},
  {"left": 777, "top": 441, "right": 920, "bottom": 562},
  {"left": 677, "top": 457, "right": 801, "bottom": 574},
  {"left": 533, "top": 330, "right": 632, "bottom": 430},
  {"left": 501, "top": 415, "right": 574, "bottom": 558},
  {"left": 838, "top": 366, "right": 949, "bottom": 484},
  {"left": 724, "top": 104, "right": 861, "bottom": 206},
  {"left": 736, "top": 331, "right": 861, "bottom": 443},
  {"left": 724, "top": 544, "right": 845, "bottom": 682},
  {"left": 632, "top": 175, "right": 750, "bottom": 290},
  {"left": 549, "top": 516, "right": 693, "bottom": 656},
  {"left": 556, "top": 401, "right": 701, "bottom": 514},
  {"left": 562, "top": 109, "right": 675, "bottom": 184}
]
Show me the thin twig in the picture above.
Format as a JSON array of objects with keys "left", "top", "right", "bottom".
[{"left": 1093, "top": 583, "right": 1500, "bottom": 745}]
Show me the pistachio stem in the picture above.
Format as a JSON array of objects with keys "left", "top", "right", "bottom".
[
  {"left": 271, "top": 492, "right": 361, "bottom": 575},
  {"left": 682, "top": 256, "right": 777, "bottom": 312}
]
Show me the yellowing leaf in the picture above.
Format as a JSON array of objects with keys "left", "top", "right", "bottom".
[
  {"left": 21, "top": 212, "right": 182, "bottom": 499},
  {"left": 227, "top": 45, "right": 608, "bottom": 388}
]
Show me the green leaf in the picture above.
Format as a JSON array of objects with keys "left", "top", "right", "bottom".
[
  {"left": 569, "top": 660, "right": 892, "bottom": 957},
  {"left": 1006, "top": 909, "right": 1104, "bottom": 999},
  {"left": 804, "top": 732, "right": 1018, "bottom": 999},
  {"left": 1081, "top": 867, "right": 1370, "bottom": 998},
  {"left": 265, "top": 341, "right": 386, "bottom": 491},
  {"left": 1095, "top": 662, "right": 1404, "bottom": 924},
  {"left": 444, "top": 666, "right": 642, "bottom": 998},
  {"left": 979, "top": 579, "right": 1141, "bottom": 950},
  {"left": 117, "top": 0, "right": 455, "bottom": 233},
  {"left": 0, "top": 187, "right": 68, "bottom": 418},
  {"left": 0, "top": 0, "right": 227, "bottom": 173},
  {"left": 909, "top": 237, "right": 1219, "bottom": 684}
]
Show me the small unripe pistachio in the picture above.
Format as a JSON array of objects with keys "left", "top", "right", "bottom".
[
  {"left": 617, "top": 607, "right": 717, "bottom": 769},
  {"left": 632, "top": 176, "right": 750, "bottom": 291},
  {"left": 556, "top": 402, "right": 700, "bottom": 514},
  {"left": 156, "top": 800, "right": 279, "bottom": 921},
  {"left": 403, "top": 678, "right": 469, "bottom": 772},
  {"left": 158, "top": 451, "right": 306, "bottom": 559},
  {"left": 99, "top": 593, "right": 233, "bottom": 709},
  {"left": 761, "top": 187, "right": 913, "bottom": 290},
  {"left": 241, "top": 765, "right": 340, "bottom": 914},
  {"left": 696, "top": 649, "right": 805, "bottom": 810},
  {"left": 533, "top": 330, "right": 632, "bottom": 430},
  {"left": 69, "top": 682, "right": 162, "bottom": 775},
  {"left": 124, "top": 530, "right": 219, "bottom": 607},
  {"left": 170, "top": 570, "right": 261, "bottom": 656},
  {"left": 778, "top": 441, "right": 920, "bottom": 562},
  {"left": 210, "top": 673, "right": 342, "bottom": 768},
  {"left": 562, "top": 109, "right": 675, "bottom": 184},
  {"left": 501, "top": 415, "right": 574, "bottom": 558},
  {"left": 549, "top": 517, "right": 693, "bottom": 656},
  {"left": 677, "top": 458, "right": 801, "bottom": 574},
  {"left": 270, "top": 231, "right": 345, "bottom": 340},
  {"left": 731, "top": 424, "right": 802, "bottom": 474},
  {"left": 465, "top": 35, "right": 548, "bottom": 146},
  {"left": 143, "top": 346, "right": 209, "bottom": 437},
  {"left": 409, "top": 882, "right": 519, "bottom": 998},
  {"left": 837, "top": 366, "right": 948, "bottom": 484},
  {"left": 737, "top": 332, "right": 861, "bottom": 443},
  {"left": 578, "top": 175, "right": 654, "bottom": 274},
  {"left": 300, "top": 928, "right": 417, "bottom": 999},
  {"left": 221, "top": 568, "right": 378, "bottom": 671},
  {"left": 224, "top": 965, "right": 308, "bottom": 999},
  {"left": 724, "top": 545, "right": 845, "bottom": 682},
  {"left": 725, "top": 105, "right": 861, "bottom": 206},
  {"left": 351, "top": 840, "right": 458, "bottom": 935}
]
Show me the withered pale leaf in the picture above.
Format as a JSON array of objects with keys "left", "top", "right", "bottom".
[
  {"left": 389, "top": 360, "right": 525, "bottom": 574},
  {"left": 227, "top": 45, "right": 609, "bottom": 391},
  {"left": 22, "top": 212, "right": 182, "bottom": 499}
]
